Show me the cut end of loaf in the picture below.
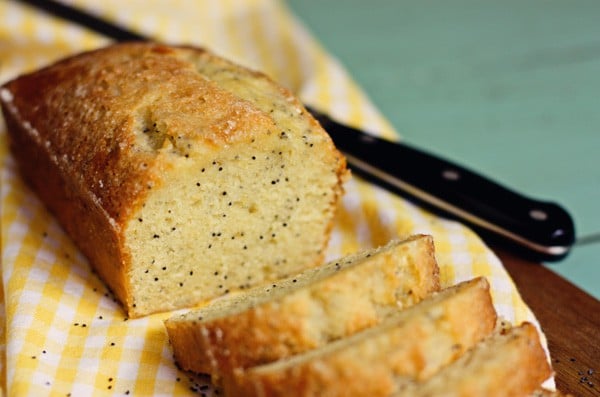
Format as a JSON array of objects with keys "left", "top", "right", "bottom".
[
  {"left": 117, "top": 44, "right": 348, "bottom": 316},
  {"left": 126, "top": 128, "right": 342, "bottom": 316}
]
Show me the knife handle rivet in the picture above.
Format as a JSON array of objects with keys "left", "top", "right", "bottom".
[
  {"left": 442, "top": 169, "right": 460, "bottom": 181},
  {"left": 529, "top": 209, "right": 548, "bottom": 221},
  {"left": 360, "top": 135, "right": 376, "bottom": 144}
]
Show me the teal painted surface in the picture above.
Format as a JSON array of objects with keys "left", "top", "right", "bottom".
[{"left": 287, "top": 0, "right": 600, "bottom": 298}]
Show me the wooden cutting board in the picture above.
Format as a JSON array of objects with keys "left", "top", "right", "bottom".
[{"left": 498, "top": 248, "right": 600, "bottom": 396}]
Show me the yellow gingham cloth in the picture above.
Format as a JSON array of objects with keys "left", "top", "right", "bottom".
[{"left": 0, "top": 0, "right": 551, "bottom": 395}]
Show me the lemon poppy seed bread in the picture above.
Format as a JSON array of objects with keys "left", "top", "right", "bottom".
[
  {"left": 165, "top": 235, "right": 440, "bottom": 377},
  {"left": 0, "top": 42, "right": 348, "bottom": 317},
  {"left": 226, "top": 277, "right": 497, "bottom": 397}
]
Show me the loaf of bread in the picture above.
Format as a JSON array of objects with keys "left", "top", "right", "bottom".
[
  {"left": 0, "top": 42, "right": 348, "bottom": 317},
  {"left": 225, "top": 277, "right": 497, "bottom": 397},
  {"left": 165, "top": 234, "right": 440, "bottom": 377},
  {"left": 402, "top": 323, "right": 552, "bottom": 397}
]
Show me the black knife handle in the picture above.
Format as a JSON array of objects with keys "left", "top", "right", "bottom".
[{"left": 311, "top": 109, "right": 575, "bottom": 262}]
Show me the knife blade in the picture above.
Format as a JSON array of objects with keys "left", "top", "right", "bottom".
[{"left": 14, "top": 0, "right": 575, "bottom": 261}]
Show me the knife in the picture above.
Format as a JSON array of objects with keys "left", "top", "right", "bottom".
[{"left": 15, "top": 0, "right": 575, "bottom": 262}]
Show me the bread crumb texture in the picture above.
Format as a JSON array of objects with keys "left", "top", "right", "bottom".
[{"left": 1, "top": 42, "right": 347, "bottom": 317}]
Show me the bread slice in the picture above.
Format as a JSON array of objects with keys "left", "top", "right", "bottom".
[
  {"left": 165, "top": 234, "right": 439, "bottom": 376},
  {"left": 226, "top": 277, "right": 496, "bottom": 397},
  {"left": 401, "top": 323, "right": 553, "bottom": 397},
  {"left": 0, "top": 42, "right": 348, "bottom": 317}
]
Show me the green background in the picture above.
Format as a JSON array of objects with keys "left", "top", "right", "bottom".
[{"left": 287, "top": 0, "right": 600, "bottom": 298}]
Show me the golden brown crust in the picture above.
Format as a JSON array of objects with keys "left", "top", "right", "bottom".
[
  {"left": 226, "top": 277, "right": 497, "bottom": 397},
  {"left": 165, "top": 235, "right": 440, "bottom": 376},
  {"left": 1, "top": 84, "right": 131, "bottom": 302}
]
